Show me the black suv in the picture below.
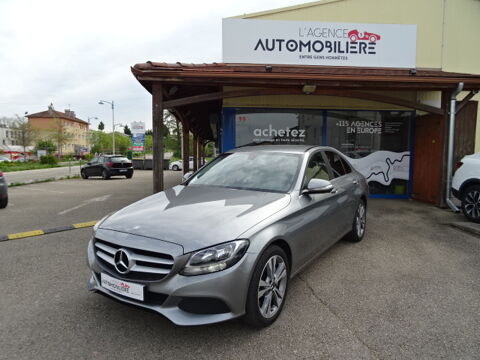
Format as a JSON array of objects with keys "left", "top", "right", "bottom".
[{"left": 81, "top": 155, "right": 133, "bottom": 180}]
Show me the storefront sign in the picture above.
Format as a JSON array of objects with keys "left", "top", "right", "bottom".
[
  {"left": 131, "top": 121, "right": 145, "bottom": 152},
  {"left": 223, "top": 19, "right": 416, "bottom": 68}
]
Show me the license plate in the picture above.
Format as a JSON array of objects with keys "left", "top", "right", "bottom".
[
  {"left": 119, "top": 169, "right": 127, "bottom": 172},
  {"left": 100, "top": 273, "right": 144, "bottom": 301}
]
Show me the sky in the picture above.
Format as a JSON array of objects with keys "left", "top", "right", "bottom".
[{"left": 0, "top": 0, "right": 303, "bottom": 131}]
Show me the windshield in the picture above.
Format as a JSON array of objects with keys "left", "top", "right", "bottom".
[{"left": 187, "top": 151, "right": 302, "bottom": 193}]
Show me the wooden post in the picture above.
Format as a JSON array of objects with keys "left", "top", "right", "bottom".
[
  {"left": 152, "top": 83, "right": 164, "bottom": 193},
  {"left": 182, "top": 122, "right": 190, "bottom": 174},
  {"left": 193, "top": 133, "right": 198, "bottom": 171},
  {"left": 438, "top": 90, "right": 451, "bottom": 207}
]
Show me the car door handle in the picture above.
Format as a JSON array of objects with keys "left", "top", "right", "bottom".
[{"left": 352, "top": 180, "right": 358, "bottom": 185}]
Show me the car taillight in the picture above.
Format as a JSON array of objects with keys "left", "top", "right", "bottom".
[
  {"left": 126, "top": 163, "right": 132, "bottom": 167},
  {"left": 106, "top": 162, "right": 113, "bottom": 167},
  {"left": 455, "top": 161, "right": 463, "bottom": 170},
  {"left": 0, "top": 171, "right": 3, "bottom": 177}
]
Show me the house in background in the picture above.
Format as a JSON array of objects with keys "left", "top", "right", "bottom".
[{"left": 27, "top": 104, "right": 89, "bottom": 155}]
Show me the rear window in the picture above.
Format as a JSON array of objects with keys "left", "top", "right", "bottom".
[{"left": 109, "top": 157, "right": 129, "bottom": 162}]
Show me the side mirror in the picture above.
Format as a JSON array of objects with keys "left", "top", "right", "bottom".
[
  {"left": 302, "top": 178, "right": 334, "bottom": 195},
  {"left": 182, "top": 171, "right": 193, "bottom": 182}
]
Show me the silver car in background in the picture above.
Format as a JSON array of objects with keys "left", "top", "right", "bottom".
[{"left": 87, "top": 145, "right": 368, "bottom": 327}]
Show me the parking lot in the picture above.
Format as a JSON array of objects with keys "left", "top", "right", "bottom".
[{"left": 0, "top": 173, "right": 479, "bottom": 360}]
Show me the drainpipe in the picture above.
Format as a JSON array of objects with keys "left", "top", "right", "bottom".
[{"left": 446, "top": 82, "right": 464, "bottom": 212}]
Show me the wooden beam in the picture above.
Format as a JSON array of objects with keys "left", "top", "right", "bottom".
[
  {"left": 182, "top": 122, "right": 190, "bottom": 174},
  {"left": 152, "top": 83, "right": 164, "bottom": 193},
  {"left": 456, "top": 91, "right": 478, "bottom": 114},
  {"left": 192, "top": 133, "right": 198, "bottom": 172},
  {"left": 163, "top": 87, "right": 444, "bottom": 115}
]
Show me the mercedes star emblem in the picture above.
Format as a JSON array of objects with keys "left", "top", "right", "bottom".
[{"left": 114, "top": 249, "right": 131, "bottom": 274}]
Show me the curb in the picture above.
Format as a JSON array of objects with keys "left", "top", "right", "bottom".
[
  {"left": 0, "top": 220, "right": 98, "bottom": 242},
  {"left": 449, "top": 222, "right": 480, "bottom": 237}
]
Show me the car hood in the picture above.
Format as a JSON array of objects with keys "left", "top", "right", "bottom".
[{"left": 99, "top": 185, "right": 291, "bottom": 253}]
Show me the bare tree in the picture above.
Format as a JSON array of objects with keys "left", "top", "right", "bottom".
[
  {"left": 11, "top": 115, "right": 38, "bottom": 154},
  {"left": 49, "top": 118, "right": 73, "bottom": 156}
]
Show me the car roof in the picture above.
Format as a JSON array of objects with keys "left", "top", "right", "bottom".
[{"left": 229, "top": 144, "right": 334, "bottom": 154}]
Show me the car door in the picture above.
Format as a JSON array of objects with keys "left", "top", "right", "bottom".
[
  {"left": 290, "top": 150, "right": 342, "bottom": 266},
  {"left": 324, "top": 150, "right": 358, "bottom": 234},
  {"left": 95, "top": 156, "right": 105, "bottom": 176},
  {"left": 85, "top": 157, "right": 98, "bottom": 176}
]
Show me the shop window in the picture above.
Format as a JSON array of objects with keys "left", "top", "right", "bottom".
[
  {"left": 235, "top": 109, "right": 323, "bottom": 147},
  {"left": 326, "top": 110, "right": 412, "bottom": 195}
]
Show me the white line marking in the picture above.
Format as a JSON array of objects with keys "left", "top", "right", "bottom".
[{"left": 58, "top": 194, "right": 112, "bottom": 215}]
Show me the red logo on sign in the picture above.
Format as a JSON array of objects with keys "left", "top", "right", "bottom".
[{"left": 348, "top": 30, "right": 381, "bottom": 43}]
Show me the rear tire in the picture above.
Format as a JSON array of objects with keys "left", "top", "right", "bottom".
[
  {"left": 126, "top": 173, "right": 133, "bottom": 179},
  {"left": 81, "top": 170, "right": 88, "bottom": 179},
  {"left": 0, "top": 196, "right": 7, "bottom": 209},
  {"left": 102, "top": 169, "right": 110, "bottom": 180},
  {"left": 346, "top": 200, "right": 366, "bottom": 242},
  {"left": 461, "top": 184, "right": 480, "bottom": 223},
  {"left": 244, "top": 245, "right": 289, "bottom": 328},
  {"left": 172, "top": 165, "right": 179, "bottom": 171}
]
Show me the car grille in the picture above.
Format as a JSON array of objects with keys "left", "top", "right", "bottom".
[
  {"left": 94, "top": 238, "right": 174, "bottom": 281},
  {"left": 111, "top": 162, "right": 132, "bottom": 168}
]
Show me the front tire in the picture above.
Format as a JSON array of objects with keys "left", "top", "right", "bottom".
[
  {"left": 81, "top": 170, "right": 88, "bottom": 179},
  {"left": 172, "top": 165, "right": 179, "bottom": 171},
  {"left": 346, "top": 200, "right": 366, "bottom": 242},
  {"left": 461, "top": 185, "right": 480, "bottom": 223},
  {"left": 244, "top": 245, "right": 289, "bottom": 328}
]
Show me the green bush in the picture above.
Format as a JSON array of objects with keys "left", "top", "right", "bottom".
[
  {"left": 84, "top": 153, "right": 94, "bottom": 161},
  {"left": 40, "top": 154, "right": 58, "bottom": 165}
]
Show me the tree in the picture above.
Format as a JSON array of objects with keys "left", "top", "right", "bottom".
[
  {"left": 123, "top": 125, "right": 132, "bottom": 137},
  {"left": 49, "top": 118, "right": 73, "bottom": 156},
  {"left": 11, "top": 115, "right": 39, "bottom": 154},
  {"left": 35, "top": 140, "right": 57, "bottom": 154},
  {"left": 145, "top": 129, "right": 153, "bottom": 136},
  {"left": 90, "top": 130, "right": 131, "bottom": 155},
  {"left": 98, "top": 121, "right": 105, "bottom": 131}
]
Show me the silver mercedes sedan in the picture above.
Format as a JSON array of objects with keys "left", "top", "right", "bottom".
[{"left": 87, "top": 145, "right": 368, "bottom": 327}]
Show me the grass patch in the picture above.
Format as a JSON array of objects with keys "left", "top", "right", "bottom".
[
  {"left": 8, "top": 175, "right": 81, "bottom": 187},
  {"left": 0, "top": 162, "right": 62, "bottom": 173}
]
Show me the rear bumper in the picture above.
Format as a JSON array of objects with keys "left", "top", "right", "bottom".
[{"left": 108, "top": 168, "right": 134, "bottom": 176}]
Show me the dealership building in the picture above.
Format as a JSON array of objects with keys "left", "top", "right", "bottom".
[{"left": 132, "top": 0, "right": 480, "bottom": 206}]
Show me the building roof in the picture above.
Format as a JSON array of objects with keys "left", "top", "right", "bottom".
[
  {"left": 232, "top": 0, "right": 343, "bottom": 19},
  {"left": 132, "top": 62, "right": 480, "bottom": 91},
  {"left": 26, "top": 106, "right": 88, "bottom": 125}
]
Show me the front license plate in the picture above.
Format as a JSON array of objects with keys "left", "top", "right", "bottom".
[{"left": 100, "top": 273, "right": 144, "bottom": 301}]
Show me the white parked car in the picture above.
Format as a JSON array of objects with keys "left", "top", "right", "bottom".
[
  {"left": 452, "top": 153, "right": 480, "bottom": 223},
  {"left": 0, "top": 156, "right": 11, "bottom": 163},
  {"left": 169, "top": 157, "right": 207, "bottom": 171}
]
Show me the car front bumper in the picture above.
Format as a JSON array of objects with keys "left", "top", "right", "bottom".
[{"left": 86, "top": 234, "right": 256, "bottom": 326}]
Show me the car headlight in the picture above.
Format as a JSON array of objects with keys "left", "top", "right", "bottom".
[{"left": 181, "top": 240, "right": 249, "bottom": 276}]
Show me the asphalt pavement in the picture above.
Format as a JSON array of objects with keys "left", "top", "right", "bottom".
[{"left": 0, "top": 175, "right": 479, "bottom": 359}]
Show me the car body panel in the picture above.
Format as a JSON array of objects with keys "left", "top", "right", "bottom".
[
  {"left": 82, "top": 155, "right": 134, "bottom": 178},
  {"left": 99, "top": 184, "right": 292, "bottom": 253},
  {"left": 452, "top": 153, "right": 480, "bottom": 195}
]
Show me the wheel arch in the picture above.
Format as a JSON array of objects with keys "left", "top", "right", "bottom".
[{"left": 460, "top": 179, "right": 480, "bottom": 197}]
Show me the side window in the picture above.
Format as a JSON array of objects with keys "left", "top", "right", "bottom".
[
  {"left": 99, "top": 156, "right": 105, "bottom": 163},
  {"left": 325, "top": 151, "right": 347, "bottom": 178},
  {"left": 91, "top": 157, "right": 98, "bottom": 164},
  {"left": 340, "top": 157, "right": 352, "bottom": 174},
  {"left": 305, "top": 152, "right": 331, "bottom": 184}
]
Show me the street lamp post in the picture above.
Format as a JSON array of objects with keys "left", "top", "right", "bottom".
[{"left": 98, "top": 100, "right": 115, "bottom": 154}]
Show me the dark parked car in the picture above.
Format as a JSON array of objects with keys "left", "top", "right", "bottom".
[
  {"left": 0, "top": 171, "right": 8, "bottom": 208},
  {"left": 81, "top": 155, "right": 133, "bottom": 180}
]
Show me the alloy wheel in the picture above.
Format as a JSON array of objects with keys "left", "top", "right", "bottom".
[
  {"left": 257, "top": 255, "right": 287, "bottom": 319},
  {"left": 356, "top": 202, "right": 366, "bottom": 238},
  {"left": 464, "top": 190, "right": 480, "bottom": 219}
]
